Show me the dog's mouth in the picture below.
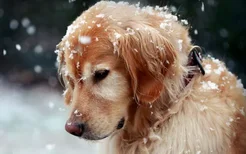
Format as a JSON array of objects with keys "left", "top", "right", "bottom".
[{"left": 80, "top": 118, "right": 125, "bottom": 141}]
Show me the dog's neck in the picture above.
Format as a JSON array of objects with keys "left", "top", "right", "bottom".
[{"left": 120, "top": 48, "right": 203, "bottom": 145}]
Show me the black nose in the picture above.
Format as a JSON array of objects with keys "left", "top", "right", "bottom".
[{"left": 65, "top": 122, "right": 84, "bottom": 137}]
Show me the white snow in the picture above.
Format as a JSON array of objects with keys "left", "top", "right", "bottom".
[
  {"left": 68, "top": 0, "right": 76, "bottom": 3},
  {"left": 34, "top": 65, "right": 42, "bottom": 73},
  {"left": 34, "top": 45, "right": 43, "bottom": 54},
  {"left": 196, "top": 151, "right": 201, "bottom": 154},
  {"left": 45, "top": 144, "right": 56, "bottom": 151},
  {"left": 143, "top": 138, "right": 148, "bottom": 144},
  {"left": 200, "top": 81, "right": 219, "bottom": 90},
  {"left": 219, "top": 28, "right": 228, "bottom": 38},
  {"left": 9, "top": 19, "right": 19, "bottom": 30},
  {"left": 181, "top": 19, "right": 188, "bottom": 25},
  {"left": 160, "top": 22, "right": 171, "bottom": 30},
  {"left": 204, "top": 64, "right": 211, "bottom": 74},
  {"left": 177, "top": 39, "right": 183, "bottom": 52},
  {"left": 62, "top": 89, "right": 68, "bottom": 96},
  {"left": 0, "top": 82, "right": 98, "bottom": 154},
  {"left": 21, "top": 17, "right": 30, "bottom": 28},
  {"left": 79, "top": 36, "right": 91, "bottom": 45},
  {"left": 27, "top": 25, "right": 36, "bottom": 35},
  {"left": 59, "top": 108, "right": 66, "bottom": 112},
  {"left": 114, "top": 32, "right": 121, "bottom": 39},
  {"left": 126, "top": 27, "right": 135, "bottom": 35},
  {"left": 214, "top": 65, "right": 225, "bottom": 75},
  {"left": 16, "top": 44, "right": 21, "bottom": 51},
  {"left": 48, "top": 101, "right": 55, "bottom": 109},
  {"left": 96, "top": 13, "right": 105, "bottom": 18},
  {"left": 3, "top": 49, "right": 7, "bottom": 56},
  {"left": 194, "top": 29, "right": 198, "bottom": 35},
  {"left": 201, "top": 2, "right": 205, "bottom": 12},
  {"left": 236, "top": 79, "right": 244, "bottom": 89},
  {"left": 77, "top": 62, "right": 80, "bottom": 69}
]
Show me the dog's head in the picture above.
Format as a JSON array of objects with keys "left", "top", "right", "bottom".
[{"left": 56, "top": 1, "right": 190, "bottom": 140}]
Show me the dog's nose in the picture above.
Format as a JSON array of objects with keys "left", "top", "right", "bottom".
[{"left": 65, "top": 122, "right": 84, "bottom": 137}]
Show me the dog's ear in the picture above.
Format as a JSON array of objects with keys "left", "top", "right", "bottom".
[{"left": 114, "top": 26, "right": 177, "bottom": 103}]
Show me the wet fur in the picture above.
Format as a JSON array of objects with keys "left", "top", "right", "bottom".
[{"left": 57, "top": 1, "right": 246, "bottom": 154}]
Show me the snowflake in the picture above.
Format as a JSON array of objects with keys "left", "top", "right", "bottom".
[
  {"left": 96, "top": 13, "right": 105, "bottom": 18},
  {"left": 194, "top": 29, "right": 198, "bottom": 35},
  {"left": 204, "top": 64, "right": 211, "bottom": 74},
  {"left": 96, "top": 24, "right": 101, "bottom": 27},
  {"left": 201, "top": 2, "right": 205, "bottom": 12},
  {"left": 48, "top": 101, "right": 54, "bottom": 109},
  {"left": 236, "top": 79, "right": 244, "bottom": 89},
  {"left": 16, "top": 44, "right": 21, "bottom": 51},
  {"left": 181, "top": 19, "right": 188, "bottom": 25},
  {"left": 200, "top": 81, "right": 219, "bottom": 90},
  {"left": 34, "top": 65, "right": 42, "bottom": 73},
  {"left": 45, "top": 144, "right": 56, "bottom": 150},
  {"left": 79, "top": 36, "right": 91, "bottom": 45},
  {"left": 3, "top": 49, "right": 6, "bottom": 56},
  {"left": 114, "top": 32, "right": 121, "bottom": 39}
]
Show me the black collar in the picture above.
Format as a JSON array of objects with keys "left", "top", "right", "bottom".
[{"left": 185, "top": 47, "right": 205, "bottom": 85}]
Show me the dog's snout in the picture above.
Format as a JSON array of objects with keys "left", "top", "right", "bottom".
[{"left": 65, "top": 122, "right": 84, "bottom": 137}]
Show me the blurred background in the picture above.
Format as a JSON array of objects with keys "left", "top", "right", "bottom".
[{"left": 0, "top": 0, "right": 245, "bottom": 153}]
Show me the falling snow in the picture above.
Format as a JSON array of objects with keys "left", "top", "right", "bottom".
[
  {"left": 27, "top": 25, "right": 36, "bottom": 35},
  {"left": 194, "top": 29, "right": 198, "bottom": 35},
  {"left": 68, "top": 0, "right": 76, "bottom": 3},
  {"left": 3, "top": 49, "right": 7, "bottom": 56},
  {"left": 16, "top": 44, "right": 21, "bottom": 51},
  {"left": 34, "top": 65, "right": 42, "bottom": 73},
  {"left": 34, "top": 45, "right": 43, "bottom": 54},
  {"left": 201, "top": 2, "right": 205, "bottom": 12},
  {"left": 9, "top": 19, "right": 19, "bottom": 30},
  {"left": 21, "top": 17, "right": 30, "bottom": 28},
  {"left": 48, "top": 101, "right": 55, "bottom": 109},
  {"left": 45, "top": 144, "right": 56, "bottom": 150},
  {"left": 181, "top": 19, "right": 188, "bottom": 25}
]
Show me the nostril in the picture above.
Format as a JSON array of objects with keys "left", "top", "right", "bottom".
[{"left": 65, "top": 122, "right": 84, "bottom": 137}]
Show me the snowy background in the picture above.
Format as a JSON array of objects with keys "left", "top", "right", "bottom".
[
  {"left": 0, "top": 79, "right": 99, "bottom": 154},
  {"left": 0, "top": 0, "right": 245, "bottom": 154}
]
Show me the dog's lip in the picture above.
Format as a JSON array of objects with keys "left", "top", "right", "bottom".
[
  {"left": 80, "top": 131, "right": 113, "bottom": 141},
  {"left": 78, "top": 118, "right": 125, "bottom": 140}
]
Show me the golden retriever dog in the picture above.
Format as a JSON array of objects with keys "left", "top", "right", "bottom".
[{"left": 55, "top": 1, "right": 246, "bottom": 154}]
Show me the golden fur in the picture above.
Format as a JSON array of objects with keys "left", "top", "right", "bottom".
[{"left": 56, "top": 1, "right": 246, "bottom": 153}]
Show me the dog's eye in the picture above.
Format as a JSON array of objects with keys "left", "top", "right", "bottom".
[{"left": 94, "top": 70, "right": 110, "bottom": 82}]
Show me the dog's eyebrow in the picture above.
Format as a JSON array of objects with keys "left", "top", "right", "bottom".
[{"left": 94, "top": 64, "right": 110, "bottom": 71}]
